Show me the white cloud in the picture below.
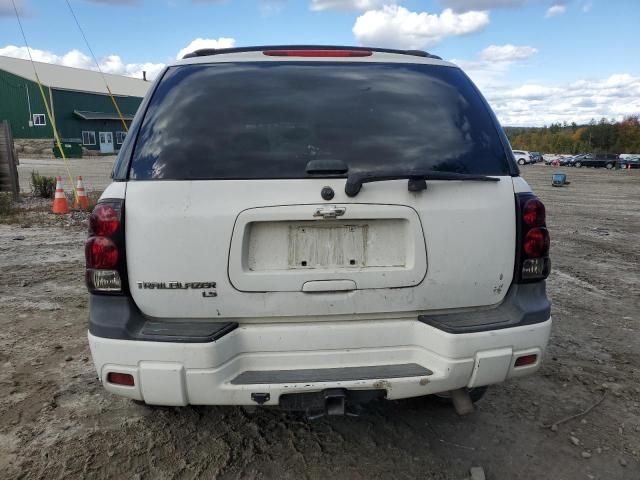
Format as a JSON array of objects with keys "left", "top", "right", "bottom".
[
  {"left": 352, "top": 6, "right": 489, "bottom": 49},
  {"left": 449, "top": 45, "right": 640, "bottom": 126},
  {"left": 0, "top": 45, "right": 165, "bottom": 80},
  {"left": 545, "top": 4, "right": 566, "bottom": 17},
  {"left": 260, "top": 0, "right": 286, "bottom": 15},
  {"left": 310, "top": 0, "right": 385, "bottom": 11},
  {"left": 453, "top": 44, "right": 536, "bottom": 89},
  {"left": 505, "top": 84, "right": 560, "bottom": 99},
  {"left": 175, "top": 37, "right": 236, "bottom": 59},
  {"left": 480, "top": 44, "right": 537, "bottom": 62},
  {"left": 484, "top": 74, "right": 640, "bottom": 126},
  {"left": 439, "top": 0, "right": 527, "bottom": 12}
]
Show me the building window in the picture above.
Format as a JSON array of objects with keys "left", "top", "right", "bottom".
[
  {"left": 82, "top": 131, "right": 96, "bottom": 145},
  {"left": 33, "top": 114, "right": 46, "bottom": 126},
  {"left": 116, "top": 131, "right": 127, "bottom": 144}
]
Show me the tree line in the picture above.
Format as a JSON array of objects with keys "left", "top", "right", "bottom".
[{"left": 505, "top": 116, "right": 640, "bottom": 154}]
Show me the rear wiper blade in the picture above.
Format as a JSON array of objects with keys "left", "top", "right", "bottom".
[{"left": 345, "top": 170, "right": 500, "bottom": 197}]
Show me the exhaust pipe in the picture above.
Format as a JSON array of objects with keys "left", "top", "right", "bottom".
[{"left": 450, "top": 388, "right": 474, "bottom": 416}]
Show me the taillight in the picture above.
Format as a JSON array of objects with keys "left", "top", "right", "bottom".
[
  {"left": 515, "top": 193, "right": 551, "bottom": 283},
  {"left": 85, "top": 199, "right": 127, "bottom": 294},
  {"left": 523, "top": 228, "right": 550, "bottom": 257},
  {"left": 86, "top": 236, "right": 119, "bottom": 268},
  {"left": 522, "top": 198, "right": 545, "bottom": 227},
  {"left": 263, "top": 49, "right": 372, "bottom": 57},
  {"left": 90, "top": 204, "right": 120, "bottom": 236}
]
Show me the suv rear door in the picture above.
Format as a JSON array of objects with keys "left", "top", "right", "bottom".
[{"left": 120, "top": 58, "right": 518, "bottom": 320}]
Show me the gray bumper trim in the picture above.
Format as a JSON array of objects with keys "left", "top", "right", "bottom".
[
  {"left": 231, "top": 363, "right": 432, "bottom": 385},
  {"left": 88, "top": 295, "right": 237, "bottom": 343},
  {"left": 418, "top": 282, "right": 550, "bottom": 334},
  {"left": 89, "top": 282, "right": 549, "bottom": 342}
]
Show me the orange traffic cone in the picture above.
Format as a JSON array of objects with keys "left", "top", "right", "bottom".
[
  {"left": 52, "top": 176, "right": 69, "bottom": 214},
  {"left": 73, "top": 176, "right": 90, "bottom": 210}
]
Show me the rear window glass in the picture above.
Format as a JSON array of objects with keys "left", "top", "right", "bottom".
[{"left": 130, "top": 62, "right": 510, "bottom": 180}]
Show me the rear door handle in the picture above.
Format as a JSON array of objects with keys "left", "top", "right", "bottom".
[
  {"left": 302, "top": 280, "right": 356, "bottom": 293},
  {"left": 313, "top": 206, "right": 346, "bottom": 219}
]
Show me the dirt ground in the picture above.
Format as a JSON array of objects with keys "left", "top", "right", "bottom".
[{"left": 0, "top": 165, "right": 638, "bottom": 480}]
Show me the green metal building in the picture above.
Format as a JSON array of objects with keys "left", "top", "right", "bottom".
[{"left": 0, "top": 55, "right": 150, "bottom": 153}]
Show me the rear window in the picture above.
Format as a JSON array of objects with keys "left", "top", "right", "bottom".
[{"left": 129, "top": 62, "right": 511, "bottom": 180}]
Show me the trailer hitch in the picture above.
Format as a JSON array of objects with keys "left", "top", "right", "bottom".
[{"left": 305, "top": 389, "right": 364, "bottom": 420}]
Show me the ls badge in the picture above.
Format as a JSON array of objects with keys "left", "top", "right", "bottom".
[{"left": 136, "top": 281, "right": 217, "bottom": 298}]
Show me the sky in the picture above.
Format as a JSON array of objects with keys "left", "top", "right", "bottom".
[{"left": 0, "top": 0, "right": 638, "bottom": 126}]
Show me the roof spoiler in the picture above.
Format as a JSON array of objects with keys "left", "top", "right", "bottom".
[{"left": 182, "top": 45, "right": 442, "bottom": 60}]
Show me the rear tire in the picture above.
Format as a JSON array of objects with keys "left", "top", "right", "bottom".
[
  {"left": 605, "top": 162, "right": 614, "bottom": 169},
  {"left": 575, "top": 161, "right": 582, "bottom": 168},
  {"left": 433, "top": 386, "right": 488, "bottom": 404},
  {"left": 518, "top": 159, "right": 526, "bottom": 165}
]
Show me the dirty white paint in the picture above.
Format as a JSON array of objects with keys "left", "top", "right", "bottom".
[{"left": 124, "top": 177, "right": 515, "bottom": 319}]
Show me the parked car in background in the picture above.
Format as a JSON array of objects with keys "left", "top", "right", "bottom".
[
  {"left": 572, "top": 153, "right": 619, "bottom": 169},
  {"left": 558, "top": 155, "right": 575, "bottom": 166},
  {"left": 619, "top": 155, "right": 640, "bottom": 169},
  {"left": 512, "top": 150, "right": 534, "bottom": 165},
  {"left": 530, "top": 152, "right": 543, "bottom": 163},
  {"left": 543, "top": 154, "right": 555, "bottom": 165},
  {"left": 544, "top": 154, "right": 566, "bottom": 165}
]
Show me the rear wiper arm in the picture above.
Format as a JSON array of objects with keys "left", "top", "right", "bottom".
[{"left": 345, "top": 170, "right": 500, "bottom": 197}]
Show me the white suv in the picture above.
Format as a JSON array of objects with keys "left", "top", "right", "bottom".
[
  {"left": 86, "top": 46, "right": 551, "bottom": 415},
  {"left": 512, "top": 150, "right": 533, "bottom": 165}
]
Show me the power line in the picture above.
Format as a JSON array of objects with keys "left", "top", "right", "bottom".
[
  {"left": 10, "top": 0, "right": 77, "bottom": 200},
  {"left": 64, "top": 0, "right": 129, "bottom": 132}
]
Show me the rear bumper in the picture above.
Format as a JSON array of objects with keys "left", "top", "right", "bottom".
[{"left": 88, "top": 317, "right": 552, "bottom": 406}]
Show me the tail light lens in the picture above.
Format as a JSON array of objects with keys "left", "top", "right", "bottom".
[
  {"left": 86, "top": 236, "right": 119, "bottom": 269},
  {"left": 515, "top": 193, "right": 551, "bottom": 283},
  {"left": 90, "top": 204, "right": 120, "bottom": 236},
  {"left": 85, "top": 199, "right": 128, "bottom": 294},
  {"left": 522, "top": 198, "right": 545, "bottom": 227},
  {"left": 523, "top": 228, "right": 550, "bottom": 257}
]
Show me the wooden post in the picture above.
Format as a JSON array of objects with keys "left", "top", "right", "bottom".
[{"left": 0, "top": 120, "right": 20, "bottom": 200}]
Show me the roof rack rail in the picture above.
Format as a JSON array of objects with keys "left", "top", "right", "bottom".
[{"left": 182, "top": 45, "right": 442, "bottom": 60}]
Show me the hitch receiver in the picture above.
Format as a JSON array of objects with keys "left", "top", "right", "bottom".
[
  {"left": 251, "top": 392, "right": 270, "bottom": 405},
  {"left": 324, "top": 389, "right": 347, "bottom": 416}
]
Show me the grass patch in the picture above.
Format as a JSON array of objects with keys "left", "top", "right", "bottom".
[{"left": 30, "top": 171, "right": 56, "bottom": 199}]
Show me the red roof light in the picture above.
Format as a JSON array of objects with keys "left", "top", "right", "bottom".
[{"left": 263, "top": 49, "right": 372, "bottom": 58}]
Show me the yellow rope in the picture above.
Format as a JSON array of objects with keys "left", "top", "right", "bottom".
[
  {"left": 65, "top": 0, "right": 129, "bottom": 132},
  {"left": 11, "top": 0, "right": 78, "bottom": 201},
  {"left": 106, "top": 85, "right": 129, "bottom": 132}
]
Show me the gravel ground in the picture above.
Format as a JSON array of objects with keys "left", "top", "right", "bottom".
[{"left": 0, "top": 165, "right": 638, "bottom": 480}]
